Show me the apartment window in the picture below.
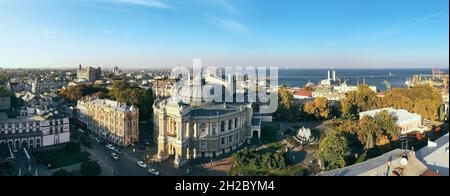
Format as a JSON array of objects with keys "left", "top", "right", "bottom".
[
  {"left": 235, "top": 118, "right": 239, "bottom": 128},
  {"left": 228, "top": 120, "right": 233, "bottom": 130},
  {"left": 221, "top": 138, "right": 225, "bottom": 145},
  {"left": 228, "top": 136, "right": 232, "bottom": 143},
  {"left": 221, "top": 122, "right": 225, "bottom": 132},
  {"left": 235, "top": 133, "right": 239, "bottom": 140}
]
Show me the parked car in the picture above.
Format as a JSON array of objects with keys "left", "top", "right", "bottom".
[
  {"left": 148, "top": 168, "right": 160, "bottom": 176},
  {"left": 111, "top": 153, "right": 119, "bottom": 160},
  {"left": 106, "top": 144, "right": 115, "bottom": 150},
  {"left": 113, "top": 148, "right": 122, "bottom": 154},
  {"left": 78, "top": 129, "right": 85, "bottom": 133},
  {"left": 137, "top": 161, "right": 147, "bottom": 168}
]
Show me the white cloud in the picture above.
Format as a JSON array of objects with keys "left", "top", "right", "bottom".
[
  {"left": 206, "top": 15, "right": 248, "bottom": 33},
  {"left": 217, "top": 0, "right": 239, "bottom": 15},
  {"left": 107, "top": 0, "right": 173, "bottom": 9}
]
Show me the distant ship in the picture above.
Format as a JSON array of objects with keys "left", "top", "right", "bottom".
[{"left": 389, "top": 72, "right": 393, "bottom": 77}]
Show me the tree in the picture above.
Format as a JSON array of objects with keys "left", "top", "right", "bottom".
[
  {"left": 373, "top": 110, "right": 400, "bottom": 140},
  {"left": 317, "top": 132, "right": 350, "bottom": 170},
  {"left": 59, "top": 84, "right": 108, "bottom": 102},
  {"left": 341, "top": 85, "right": 381, "bottom": 117},
  {"left": 340, "top": 100, "right": 356, "bottom": 120},
  {"left": 357, "top": 116, "right": 382, "bottom": 150},
  {"left": 382, "top": 88, "right": 414, "bottom": 110},
  {"left": 274, "top": 85, "right": 301, "bottom": 121},
  {"left": 383, "top": 85, "right": 443, "bottom": 121},
  {"left": 108, "top": 80, "right": 154, "bottom": 120},
  {"left": 304, "top": 97, "right": 330, "bottom": 120},
  {"left": 335, "top": 120, "right": 360, "bottom": 146},
  {"left": 80, "top": 161, "right": 101, "bottom": 176}
]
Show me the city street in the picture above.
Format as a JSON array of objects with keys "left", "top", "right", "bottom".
[{"left": 79, "top": 133, "right": 153, "bottom": 176}]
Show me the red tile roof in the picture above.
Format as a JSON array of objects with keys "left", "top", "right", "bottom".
[{"left": 294, "top": 89, "right": 313, "bottom": 97}]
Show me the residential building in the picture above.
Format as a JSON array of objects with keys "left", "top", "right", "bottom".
[
  {"left": 30, "top": 78, "right": 68, "bottom": 94},
  {"left": 76, "top": 97, "right": 139, "bottom": 147},
  {"left": 0, "top": 108, "right": 70, "bottom": 151}
]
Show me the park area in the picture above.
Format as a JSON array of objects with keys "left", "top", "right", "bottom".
[{"left": 33, "top": 143, "right": 90, "bottom": 169}]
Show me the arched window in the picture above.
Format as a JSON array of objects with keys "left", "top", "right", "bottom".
[
  {"left": 36, "top": 138, "right": 41, "bottom": 148},
  {"left": 235, "top": 118, "right": 239, "bottom": 128},
  {"left": 228, "top": 120, "right": 233, "bottom": 130},
  {"left": 29, "top": 139, "right": 34, "bottom": 149},
  {"left": 221, "top": 122, "right": 226, "bottom": 132}
]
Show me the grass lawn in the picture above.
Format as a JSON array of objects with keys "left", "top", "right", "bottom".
[
  {"left": 261, "top": 122, "right": 284, "bottom": 151},
  {"left": 33, "top": 148, "right": 90, "bottom": 169}
]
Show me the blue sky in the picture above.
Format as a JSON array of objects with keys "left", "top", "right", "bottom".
[{"left": 0, "top": 0, "right": 448, "bottom": 69}]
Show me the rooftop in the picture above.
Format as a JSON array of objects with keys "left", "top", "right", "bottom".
[
  {"left": 318, "top": 149, "right": 429, "bottom": 176},
  {"left": 79, "top": 97, "right": 136, "bottom": 113},
  {"left": 359, "top": 108, "right": 422, "bottom": 126},
  {"left": 416, "top": 133, "right": 449, "bottom": 176},
  {"left": 294, "top": 89, "right": 313, "bottom": 97}
]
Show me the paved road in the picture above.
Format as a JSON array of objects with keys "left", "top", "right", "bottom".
[{"left": 81, "top": 135, "right": 150, "bottom": 176}]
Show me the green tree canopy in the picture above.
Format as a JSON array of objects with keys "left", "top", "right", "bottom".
[
  {"left": 317, "top": 132, "right": 350, "bottom": 170},
  {"left": 373, "top": 110, "right": 400, "bottom": 140},
  {"left": 357, "top": 116, "right": 383, "bottom": 150}
]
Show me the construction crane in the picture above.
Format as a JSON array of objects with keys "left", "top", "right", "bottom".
[{"left": 384, "top": 80, "right": 391, "bottom": 90}]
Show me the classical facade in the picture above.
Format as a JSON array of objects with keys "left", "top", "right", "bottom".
[
  {"left": 77, "top": 97, "right": 139, "bottom": 147},
  {"left": 77, "top": 65, "right": 101, "bottom": 82},
  {"left": 0, "top": 109, "right": 70, "bottom": 152},
  {"left": 153, "top": 84, "right": 257, "bottom": 168}
]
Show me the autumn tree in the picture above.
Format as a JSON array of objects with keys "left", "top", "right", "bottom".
[
  {"left": 304, "top": 97, "right": 331, "bottom": 120},
  {"left": 383, "top": 85, "right": 443, "bottom": 121},
  {"left": 382, "top": 88, "right": 414, "bottom": 110}
]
